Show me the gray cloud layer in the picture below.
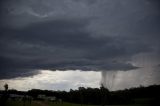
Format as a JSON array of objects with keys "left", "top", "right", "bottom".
[{"left": 0, "top": 0, "right": 160, "bottom": 79}]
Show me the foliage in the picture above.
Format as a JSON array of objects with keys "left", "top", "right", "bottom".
[{"left": 0, "top": 84, "right": 160, "bottom": 105}]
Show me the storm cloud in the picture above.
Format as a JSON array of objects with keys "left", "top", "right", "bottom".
[{"left": 0, "top": 0, "right": 160, "bottom": 79}]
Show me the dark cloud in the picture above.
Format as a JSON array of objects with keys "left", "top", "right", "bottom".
[
  {"left": 0, "top": 19, "right": 142, "bottom": 79},
  {"left": 0, "top": 69, "right": 39, "bottom": 79},
  {"left": 148, "top": 0, "right": 160, "bottom": 8},
  {"left": 0, "top": 0, "right": 160, "bottom": 79}
]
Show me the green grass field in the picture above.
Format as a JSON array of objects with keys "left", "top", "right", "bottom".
[
  {"left": 4, "top": 100, "right": 151, "bottom": 106},
  {"left": 5, "top": 100, "right": 38, "bottom": 106}
]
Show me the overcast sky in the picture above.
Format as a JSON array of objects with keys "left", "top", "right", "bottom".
[{"left": 0, "top": 0, "right": 160, "bottom": 91}]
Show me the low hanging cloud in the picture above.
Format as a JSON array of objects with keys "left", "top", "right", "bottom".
[
  {"left": 0, "top": 19, "right": 140, "bottom": 79},
  {"left": 0, "top": 0, "right": 160, "bottom": 79}
]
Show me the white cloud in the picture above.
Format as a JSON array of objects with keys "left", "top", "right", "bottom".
[
  {"left": 0, "top": 70, "right": 101, "bottom": 91},
  {"left": 0, "top": 68, "right": 160, "bottom": 91}
]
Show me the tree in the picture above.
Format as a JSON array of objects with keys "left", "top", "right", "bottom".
[
  {"left": 4, "top": 83, "right": 8, "bottom": 91},
  {"left": 100, "top": 84, "right": 110, "bottom": 106}
]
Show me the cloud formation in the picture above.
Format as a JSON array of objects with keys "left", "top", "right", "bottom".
[{"left": 0, "top": 0, "right": 160, "bottom": 79}]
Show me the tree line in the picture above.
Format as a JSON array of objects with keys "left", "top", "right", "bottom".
[{"left": 0, "top": 84, "right": 160, "bottom": 105}]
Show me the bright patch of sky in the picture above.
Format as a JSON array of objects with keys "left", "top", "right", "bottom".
[
  {"left": 0, "top": 68, "right": 159, "bottom": 91},
  {"left": 0, "top": 70, "right": 100, "bottom": 91}
]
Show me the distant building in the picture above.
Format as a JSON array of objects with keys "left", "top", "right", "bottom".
[
  {"left": 9, "top": 94, "right": 24, "bottom": 100},
  {"left": 37, "top": 94, "right": 56, "bottom": 101}
]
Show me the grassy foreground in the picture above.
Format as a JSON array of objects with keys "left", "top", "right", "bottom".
[
  {"left": 5, "top": 100, "right": 38, "bottom": 106},
  {"left": 4, "top": 100, "right": 151, "bottom": 106}
]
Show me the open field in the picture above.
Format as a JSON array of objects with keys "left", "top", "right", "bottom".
[
  {"left": 5, "top": 100, "right": 38, "bottom": 106},
  {"left": 4, "top": 100, "right": 151, "bottom": 106}
]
